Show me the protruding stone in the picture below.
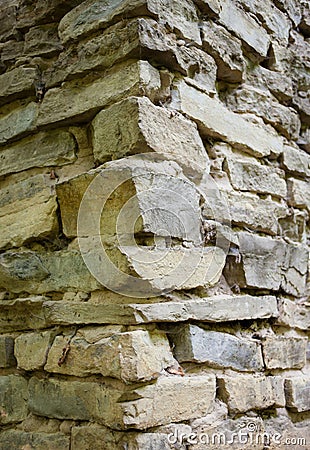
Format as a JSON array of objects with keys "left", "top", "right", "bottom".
[
  {"left": 288, "top": 178, "right": 310, "bottom": 212},
  {"left": 91, "top": 96, "right": 210, "bottom": 180},
  {"left": 0, "top": 375, "right": 28, "bottom": 424},
  {"left": 285, "top": 377, "right": 310, "bottom": 412},
  {"left": 15, "top": 331, "right": 55, "bottom": 371},
  {"left": 218, "top": 375, "right": 285, "bottom": 413},
  {"left": 24, "top": 23, "right": 62, "bottom": 57},
  {"left": 0, "top": 67, "right": 38, "bottom": 105},
  {"left": 170, "top": 81, "right": 283, "bottom": 158},
  {"left": 0, "top": 102, "right": 38, "bottom": 146},
  {"left": 276, "top": 298, "right": 310, "bottom": 330},
  {"left": 282, "top": 143, "right": 310, "bottom": 176},
  {"left": 172, "top": 324, "right": 263, "bottom": 371},
  {"left": 262, "top": 336, "right": 307, "bottom": 369},
  {"left": 0, "top": 297, "right": 49, "bottom": 332}
]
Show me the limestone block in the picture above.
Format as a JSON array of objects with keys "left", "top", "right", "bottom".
[
  {"left": 276, "top": 298, "right": 310, "bottom": 330},
  {"left": 218, "top": 375, "right": 285, "bottom": 413},
  {"left": 0, "top": 67, "right": 38, "bottom": 105},
  {"left": 71, "top": 425, "right": 120, "bottom": 450},
  {"left": 281, "top": 243, "right": 309, "bottom": 297},
  {"left": 15, "top": 330, "right": 54, "bottom": 371},
  {"left": 0, "top": 297, "right": 49, "bottom": 332},
  {"left": 42, "top": 294, "right": 278, "bottom": 326},
  {"left": 225, "top": 86, "right": 301, "bottom": 140},
  {"left": 37, "top": 60, "right": 161, "bottom": 127},
  {"left": 0, "top": 3, "right": 18, "bottom": 43},
  {"left": 300, "top": 1, "right": 310, "bottom": 36},
  {"left": 201, "top": 20, "right": 245, "bottom": 82},
  {"left": 0, "top": 249, "right": 100, "bottom": 294},
  {"left": 285, "top": 377, "right": 310, "bottom": 412},
  {"left": 224, "top": 158, "right": 287, "bottom": 198},
  {"left": 282, "top": 143, "right": 310, "bottom": 177},
  {"left": 58, "top": 0, "right": 201, "bottom": 45},
  {"left": 0, "top": 187, "right": 59, "bottom": 250},
  {"left": 293, "top": 91, "right": 310, "bottom": 125},
  {"left": 28, "top": 375, "right": 216, "bottom": 429},
  {"left": 0, "top": 375, "right": 28, "bottom": 424},
  {"left": 203, "top": 188, "right": 288, "bottom": 235},
  {"left": 0, "top": 130, "right": 77, "bottom": 177},
  {"left": 262, "top": 336, "right": 307, "bottom": 369},
  {"left": 274, "top": 0, "right": 302, "bottom": 26},
  {"left": 24, "top": 23, "right": 63, "bottom": 57},
  {"left": 288, "top": 178, "right": 310, "bottom": 212},
  {"left": 0, "top": 102, "right": 38, "bottom": 146},
  {"left": 0, "top": 430, "right": 70, "bottom": 450},
  {"left": 91, "top": 96, "right": 210, "bottom": 180},
  {"left": 0, "top": 336, "right": 16, "bottom": 368},
  {"left": 45, "top": 329, "right": 175, "bottom": 382},
  {"left": 246, "top": 66, "right": 294, "bottom": 102},
  {"left": 170, "top": 81, "right": 283, "bottom": 158},
  {"left": 172, "top": 324, "right": 263, "bottom": 371},
  {"left": 279, "top": 209, "right": 307, "bottom": 243}
]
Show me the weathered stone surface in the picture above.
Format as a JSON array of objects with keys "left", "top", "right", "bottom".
[
  {"left": 15, "top": 330, "right": 54, "bottom": 371},
  {"left": 37, "top": 60, "right": 161, "bottom": 127},
  {"left": 0, "top": 249, "right": 100, "bottom": 294},
  {"left": 288, "top": 177, "right": 310, "bottom": 212},
  {"left": 282, "top": 143, "right": 310, "bottom": 176},
  {"left": 203, "top": 186, "right": 288, "bottom": 235},
  {"left": 29, "top": 375, "right": 216, "bottom": 429},
  {"left": 170, "top": 81, "right": 283, "bottom": 158},
  {"left": 262, "top": 336, "right": 307, "bottom": 369},
  {"left": 0, "top": 186, "right": 58, "bottom": 250},
  {"left": 225, "top": 232, "right": 308, "bottom": 295},
  {"left": 218, "top": 375, "right": 285, "bottom": 413},
  {"left": 0, "top": 375, "right": 28, "bottom": 424},
  {"left": 246, "top": 66, "right": 294, "bottom": 102},
  {"left": 24, "top": 23, "right": 63, "bottom": 57},
  {"left": 0, "top": 3, "right": 18, "bottom": 43},
  {"left": 201, "top": 20, "right": 245, "bottom": 82},
  {"left": 0, "top": 298, "right": 49, "bottom": 332},
  {"left": 172, "top": 324, "right": 263, "bottom": 371},
  {"left": 70, "top": 425, "right": 120, "bottom": 450},
  {"left": 276, "top": 297, "right": 310, "bottom": 330},
  {"left": 0, "top": 102, "right": 38, "bottom": 146},
  {"left": 45, "top": 329, "right": 175, "bottom": 382},
  {"left": 59, "top": 0, "right": 201, "bottom": 45},
  {"left": 273, "top": 0, "right": 302, "bottom": 26},
  {"left": 0, "top": 430, "right": 70, "bottom": 450},
  {"left": 91, "top": 96, "right": 210, "bottom": 180},
  {"left": 285, "top": 377, "right": 310, "bottom": 412},
  {"left": 225, "top": 86, "right": 301, "bottom": 140},
  {"left": 0, "top": 130, "right": 77, "bottom": 177},
  {"left": 279, "top": 208, "right": 307, "bottom": 243},
  {"left": 0, "top": 336, "right": 16, "bottom": 368},
  {"left": 224, "top": 157, "right": 287, "bottom": 198},
  {"left": 0, "top": 67, "right": 38, "bottom": 105}
]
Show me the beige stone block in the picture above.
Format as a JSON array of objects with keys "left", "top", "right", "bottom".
[
  {"left": 288, "top": 178, "right": 310, "bottom": 212},
  {"left": 285, "top": 377, "right": 310, "bottom": 412},
  {"left": 276, "top": 297, "right": 310, "bottom": 330},
  {"left": 0, "top": 130, "right": 77, "bottom": 177},
  {"left": 0, "top": 102, "right": 38, "bottom": 146},
  {"left": 170, "top": 81, "right": 283, "bottom": 158},
  {"left": 224, "top": 158, "right": 287, "bottom": 198},
  {"left": 0, "top": 375, "right": 28, "bottom": 424},
  {"left": 0, "top": 67, "right": 37, "bottom": 105},
  {"left": 262, "top": 336, "right": 307, "bottom": 369},
  {"left": 45, "top": 329, "right": 175, "bottom": 382},
  {"left": 282, "top": 143, "right": 310, "bottom": 177},
  {"left": 37, "top": 60, "right": 161, "bottom": 127},
  {"left": 0, "top": 297, "right": 49, "bottom": 332},
  {"left": 91, "top": 96, "right": 210, "bottom": 181},
  {"left": 218, "top": 375, "right": 285, "bottom": 413},
  {"left": 58, "top": 0, "right": 201, "bottom": 45},
  {"left": 15, "top": 330, "right": 54, "bottom": 371},
  {"left": 172, "top": 324, "right": 263, "bottom": 371}
]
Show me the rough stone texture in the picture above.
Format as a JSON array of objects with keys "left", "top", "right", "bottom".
[
  {"left": 0, "top": 375, "right": 28, "bottom": 424},
  {"left": 172, "top": 324, "right": 264, "bottom": 371},
  {"left": 91, "top": 96, "right": 210, "bottom": 180},
  {"left": 0, "top": 336, "right": 16, "bottom": 368},
  {"left": 218, "top": 375, "right": 285, "bottom": 413},
  {"left": 0, "top": 130, "right": 77, "bottom": 177},
  {"left": 0, "top": 102, "right": 38, "bottom": 146},
  {"left": 282, "top": 143, "right": 310, "bottom": 176},
  {"left": 0, "top": 297, "right": 49, "bottom": 332},
  {"left": 224, "top": 157, "right": 287, "bottom": 198},
  {"left": 24, "top": 23, "right": 62, "bottom": 57},
  {"left": 58, "top": 0, "right": 201, "bottom": 45},
  {"left": 45, "top": 329, "right": 175, "bottom": 382},
  {"left": 262, "top": 336, "right": 307, "bottom": 369},
  {"left": 0, "top": 430, "right": 70, "bottom": 450},
  {"left": 170, "top": 80, "right": 283, "bottom": 158},
  {"left": 37, "top": 60, "right": 161, "bottom": 127},
  {"left": 285, "top": 377, "right": 310, "bottom": 412},
  {"left": 287, "top": 177, "right": 310, "bottom": 212},
  {"left": 15, "top": 330, "right": 54, "bottom": 371},
  {"left": 0, "top": 67, "right": 38, "bottom": 105},
  {"left": 276, "top": 297, "right": 310, "bottom": 330},
  {"left": 29, "top": 375, "right": 216, "bottom": 429}
]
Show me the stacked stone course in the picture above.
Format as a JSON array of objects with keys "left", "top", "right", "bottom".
[{"left": 0, "top": 0, "right": 309, "bottom": 448}]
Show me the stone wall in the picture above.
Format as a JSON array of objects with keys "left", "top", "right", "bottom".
[{"left": 0, "top": 0, "right": 309, "bottom": 449}]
